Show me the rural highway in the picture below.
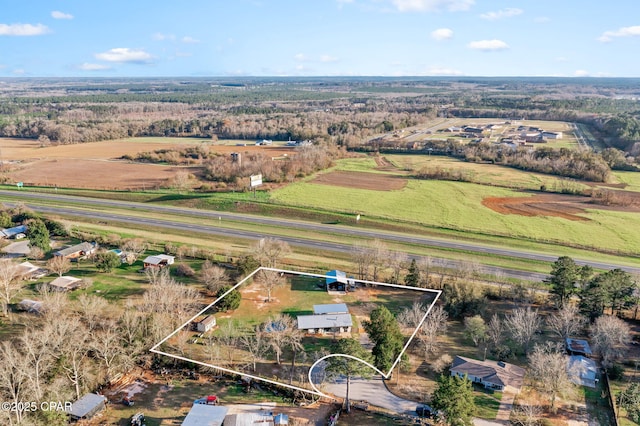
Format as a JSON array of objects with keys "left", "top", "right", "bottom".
[{"left": 2, "top": 190, "right": 639, "bottom": 279}]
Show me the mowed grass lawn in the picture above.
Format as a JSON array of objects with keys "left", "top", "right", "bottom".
[{"left": 270, "top": 161, "right": 640, "bottom": 254}]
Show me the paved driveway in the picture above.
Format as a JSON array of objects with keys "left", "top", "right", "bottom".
[
  {"left": 322, "top": 375, "right": 418, "bottom": 415},
  {"left": 1, "top": 240, "right": 29, "bottom": 257}
]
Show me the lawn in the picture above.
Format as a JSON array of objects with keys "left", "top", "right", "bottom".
[
  {"left": 270, "top": 172, "right": 640, "bottom": 254},
  {"left": 474, "top": 387, "right": 502, "bottom": 420}
]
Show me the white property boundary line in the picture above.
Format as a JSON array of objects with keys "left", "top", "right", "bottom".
[{"left": 150, "top": 266, "right": 442, "bottom": 399}]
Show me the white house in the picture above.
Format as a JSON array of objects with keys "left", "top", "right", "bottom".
[{"left": 297, "top": 313, "right": 353, "bottom": 335}]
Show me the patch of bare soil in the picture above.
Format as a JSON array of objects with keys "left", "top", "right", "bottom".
[
  {"left": 4, "top": 158, "right": 197, "bottom": 190},
  {"left": 312, "top": 171, "right": 407, "bottom": 191}
]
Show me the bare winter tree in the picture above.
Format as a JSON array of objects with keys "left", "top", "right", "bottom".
[
  {"left": 201, "top": 261, "right": 229, "bottom": 293},
  {"left": 369, "top": 239, "right": 389, "bottom": 282},
  {"left": 118, "top": 302, "right": 146, "bottom": 354},
  {"left": 256, "top": 270, "right": 284, "bottom": 303},
  {"left": 486, "top": 314, "right": 504, "bottom": 348},
  {"left": 419, "top": 256, "right": 433, "bottom": 288},
  {"left": 216, "top": 320, "right": 239, "bottom": 366},
  {"left": 511, "top": 401, "right": 543, "bottom": 426},
  {"left": 547, "top": 304, "right": 587, "bottom": 341},
  {"left": 240, "top": 325, "right": 269, "bottom": 372},
  {"left": 263, "top": 314, "right": 296, "bottom": 364},
  {"left": 528, "top": 342, "right": 575, "bottom": 412},
  {"left": 399, "top": 301, "right": 447, "bottom": 358},
  {"left": 37, "top": 284, "right": 70, "bottom": 318},
  {"left": 122, "top": 238, "right": 148, "bottom": 265},
  {"left": 590, "top": 315, "right": 631, "bottom": 367},
  {"left": 46, "top": 255, "right": 72, "bottom": 277},
  {"left": 142, "top": 271, "right": 202, "bottom": 332},
  {"left": 19, "top": 329, "right": 52, "bottom": 402},
  {"left": 56, "top": 316, "right": 90, "bottom": 400},
  {"left": 505, "top": 307, "right": 541, "bottom": 355},
  {"left": 0, "top": 259, "right": 20, "bottom": 317},
  {"left": 351, "top": 242, "right": 374, "bottom": 280},
  {"left": 386, "top": 251, "right": 408, "bottom": 284},
  {"left": 0, "top": 341, "right": 32, "bottom": 425},
  {"left": 90, "top": 326, "right": 129, "bottom": 384},
  {"left": 251, "top": 238, "right": 291, "bottom": 268},
  {"left": 76, "top": 294, "right": 109, "bottom": 331}
]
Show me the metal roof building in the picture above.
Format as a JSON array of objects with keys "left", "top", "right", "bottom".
[
  {"left": 69, "top": 393, "right": 107, "bottom": 420},
  {"left": 181, "top": 404, "right": 228, "bottom": 426},
  {"left": 313, "top": 303, "right": 348, "bottom": 315},
  {"left": 297, "top": 313, "right": 353, "bottom": 334}
]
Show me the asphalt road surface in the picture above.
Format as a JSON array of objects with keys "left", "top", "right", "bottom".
[{"left": 3, "top": 190, "right": 639, "bottom": 280}]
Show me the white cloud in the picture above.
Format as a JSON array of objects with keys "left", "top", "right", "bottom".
[
  {"left": 431, "top": 28, "right": 453, "bottom": 40},
  {"left": 181, "top": 36, "right": 200, "bottom": 44},
  {"left": 598, "top": 25, "right": 640, "bottom": 42},
  {"left": 391, "top": 0, "right": 474, "bottom": 12},
  {"left": 534, "top": 16, "right": 550, "bottom": 23},
  {"left": 574, "top": 70, "right": 589, "bottom": 77},
  {"left": 467, "top": 39, "right": 509, "bottom": 51},
  {"left": 0, "top": 23, "right": 50, "bottom": 36},
  {"left": 152, "top": 32, "right": 175, "bottom": 41},
  {"left": 12, "top": 69, "right": 26, "bottom": 75},
  {"left": 94, "top": 48, "right": 154, "bottom": 63},
  {"left": 426, "top": 66, "right": 463, "bottom": 75},
  {"left": 320, "top": 55, "right": 339, "bottom": 63},
  {"left": 51, "top": 11, "right": 73, "bottom": 20},
  {"left": 294, "top": 53, "right": 307, "bottom": 62},
  {"left": 480, "top": 8, "right": 522, "bottom": 20},
  {"left": 78, "top": 63, "right": 111, "bottom": 71}
]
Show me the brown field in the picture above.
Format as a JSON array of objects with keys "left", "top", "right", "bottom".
[
  {"left": 482, "top": 192, "right": 640, "bottom": 220},
  {"left": 0, "top": 138, "right": 297, "bottom": 190},
  {"left": 312, "top": 171, "right": 407, "bottom": 191}
]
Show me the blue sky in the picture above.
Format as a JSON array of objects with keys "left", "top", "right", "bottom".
[{"left": 1, "top": 0, "right": 639, "bottom": 77}]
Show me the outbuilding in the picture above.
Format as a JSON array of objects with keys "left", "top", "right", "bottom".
[
  {"left": 197, "top": 315, "right": 217, "bottom": 332},
  {"left": 181, "top": 404, "right": 228, "bottom": 426},
  {"left": 48, "top": 276, "right": 83, "bottom": 292},
  {"left": 68, "top": 393, "right": 107, "bottom": 421},
  {"left": 143, "top": 254, "right": 175, "bottom": 269}
]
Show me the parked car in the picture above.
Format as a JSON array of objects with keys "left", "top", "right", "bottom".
[{"left": 416, "top": 405, "right": 432, "bottom": 418}]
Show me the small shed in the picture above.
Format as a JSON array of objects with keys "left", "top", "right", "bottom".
[
  {"left": 566, "top": 338, "right": 592, "bottom": 357},
  {"left": 48, "top": 276, "right": 83, "bottom": 292},
  {"left": 182, "top": 404, "right": 228, "bottom": 426},
  {"left": 143, "top": 254, "right": 175, "bottom": 269},
  {"left": 325, "top": 270, "right": 354, "bottom": 293},
  {"left": 197, "top": 315, "right": 217, "bottom": 333},
  {"left": 17, "top": 299, "right": 44, "bottom": 314},
  {"left": 568, "top": 355, "right": 598, "bottom": 388},
  {"left": 69, "top": 393, "right": 107, "bottom": 421},
  {"left": 17, "top": 261, "right": 47, "bottom": 279}
]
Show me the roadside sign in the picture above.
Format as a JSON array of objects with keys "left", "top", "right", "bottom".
[
  {"left": 250, "top": 174, "right": 262, "bottom": 188},
  {"left": 16, "top": 182, "right": 23, "bottom": 188}
]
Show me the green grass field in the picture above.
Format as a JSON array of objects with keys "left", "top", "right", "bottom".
[{"left": 271, "top": 174, "right": 640, "bottom": 254}]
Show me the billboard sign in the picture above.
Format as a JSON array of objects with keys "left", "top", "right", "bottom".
[{"left": 250, "top": 174, "right": 262, "bottom": 187}]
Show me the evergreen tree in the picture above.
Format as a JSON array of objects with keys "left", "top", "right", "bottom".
[
  {"left": 547, "top": 256, "right": 580, "bottom": 308},
  {"left": 325, "top": 338, "right": 373, "bottom": 413},
  {"left": 431, "top": 374, "right": 476, "bottom": 426},
  {"left": 618, "top": 382, "right": 640, "bottom": 423},
  {"left": 404, "top": 259, "right": 419, "bottom": 287},
  {"left": 580, "top": 269, "right": 635, "bottom": 318},
  {"left": 25, "top": 219, "right": 50, "bottom": 252},
  {"left": 215, "top": 285, "right": 241, "bottom": 311},
  {"left": 363, "top": 306, "right": 404, "bottom": 372}
]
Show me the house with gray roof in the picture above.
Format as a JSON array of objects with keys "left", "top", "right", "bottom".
[
  {"left": 566, "top": 338, "right": 592, "bottom": 357},
  {"left": 54, "top": 241, "right": 97, "bottom": 260},
  {"left": 297, "top": 312, "right": 353, "bottom": 335},
  {"left": 450, "top": 356, "right": 526, "bottom": 392},
  {"left": 567, "top": 355, "right": 598, "bottom": 388}
]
